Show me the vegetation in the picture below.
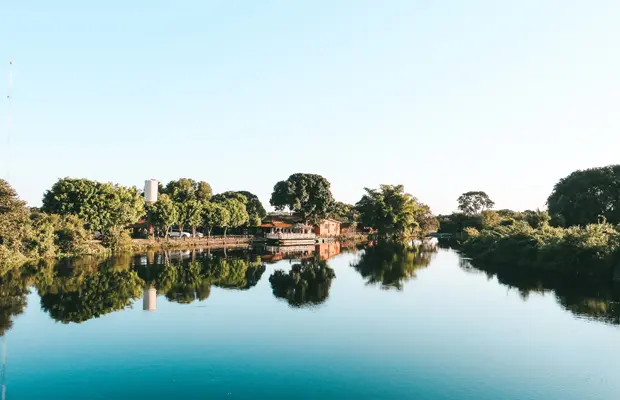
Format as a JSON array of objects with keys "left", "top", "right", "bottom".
[
  {"left": 350, "top": 240, "right": 437, "bottom": 290},
  {"left": 270, "top": 173, "right": 334, "bottom": 224},
  {"left": 269, "top": 260, "right": 336, "bottom": 307},
  {"left": 201, "top": 202, "right": 230, "bottom": 238},
  {"left": 146, "top": 193, "right": 179, "bottom": 237},
  {"left": 41, "top": 178, "right": 144, "bottom": 234},
  {"left": 547, "top": 165, "right": 620, "bottom": 227},
  {"left": 461, "top": 221, "right": 620, "bottom": 280},
  {"left": 213, "top": 191, "right": 266, "bottom": 226},
  {"left": 457, "top": 191, "right": 495, "bottom": 215},
  {"left": 356, "top": 185, "right": 438, "bottom": 238},
  {"left": 329, "top": 201, "right": 359, "bottom": 223}
]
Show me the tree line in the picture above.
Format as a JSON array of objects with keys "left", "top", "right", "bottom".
[
  {"left": 0, "top": 173, "right": 442, "bottom": 266},
  {"left": 437, "top": 164, "right": 620, "bottom": 281}
]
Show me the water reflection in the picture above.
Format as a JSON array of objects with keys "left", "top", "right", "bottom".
[
  {"left": 350, "top": 240, "right": 438, "bottom": 290},
  {"left": 458, "top": 256, "right": 620, "bottom": 325},
  {"left": 0, "top": 268, "right": 30, "bottom": 336},
  {"left": 35, "top": 257, "right": 143, "bottom": 324},
  {"left": 0, "top": 242, "right": 619, "bottom": 335},
  {"left": 269, "top": 259, "right": 336, "bottom": 308}
]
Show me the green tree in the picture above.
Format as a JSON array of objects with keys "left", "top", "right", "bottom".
[
  {"left": 176, "top": 199, "right": 203, "bottom": 236},
  {"left": 222, "top": 199, "right": 249, "bottom": 237},
  {"left": 270, "top": 173, "right": 334, "bottom": 224},
  {"left": 41, "top": 178, "right": 144, "bottom": 234},
  {"left": 522, "top": 209, "right": 551, "bottom": 229},
  {"left": 547, "top": 165, "right": 620, "bottom": 226},
  {"left": 457, "top": 191, "right": 495, "bottom": 215},
  {"left": 28, "top": 213, "right": 95, "bottom": 258},
  {"left": 356, "top": 184, "right": 437, "bottom": 238},
  {"left": 147, "top": 194, "right": 178, "bottom": 237},
  {"left": 201, "top": 202, "right": 230, "bottom": 237},
  {"left": 162, "top": 178, "right": 212, "bottom": 202},
  {"left": 329, "top": 201, "right": 359, "bottom": 223},
  {"left": 481, "top": 210, "right": 501, "bottom": 228},
  {"left": 0, "top": 180, "right": 31, "bottom": 258},
  {"left": 213, "top": 191, "right": 265, "bottom": 226}
]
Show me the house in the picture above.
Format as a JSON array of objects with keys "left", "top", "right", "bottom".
[{"left": 314, "top": 219, "right": 341, "bottom": 237}]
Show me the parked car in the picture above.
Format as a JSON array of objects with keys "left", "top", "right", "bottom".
[
  {"left": 168, "top": 230, "right": 191, "bottom": 238},
  {"left": 194, "top": 232, "right": 204, "bottom": 238}
]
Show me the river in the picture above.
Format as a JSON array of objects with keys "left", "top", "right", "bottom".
[{"left": 2, "top": 241, "right": 619, "bottom": 399}]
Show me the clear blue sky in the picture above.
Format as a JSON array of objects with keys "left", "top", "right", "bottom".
[{"left": 1, "top": 1, "right": 619, "bottom": 214}]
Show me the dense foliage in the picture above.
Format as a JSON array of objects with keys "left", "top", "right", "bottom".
[
  {"left": 42, "top": 178, "right": 144, "bottom": 234},
  {"left": 329, "top": 201, "right": 359, "bottom": 223},
  {"left": 547, "top": 165, "right": 620, "bottom": 227},
  {"left": 270, "top": 173, "right": 334, "bottom": 224},
  {"left": 461, "top": 221, "right": 620, "bottom": 279},
  {"left": 356, "top": 185, "right": 438, "bottom": 238},
  {"left": 213, "top": 191, "right": 265, "bottom": 226},
  {"left": 438, "top": 209, "right": 551, "bottom": 234}
]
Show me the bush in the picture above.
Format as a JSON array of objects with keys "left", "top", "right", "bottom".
[
  {"left": 28, "top": 213, "right": 99, "bottom": 258},
  {"left": 102, "top": 228, "right": 133, "bottom": 252},
  {"left": 461, "top": 221, "right": 620, "bottom": 279}
]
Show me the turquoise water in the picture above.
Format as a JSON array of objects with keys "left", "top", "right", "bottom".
[{"left": 3, "top": 244, "right": 620, "bottom": 399}]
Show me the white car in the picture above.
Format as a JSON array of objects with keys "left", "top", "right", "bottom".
[{"left": 168, "top": 230, "right": 191, "bottom": 238}]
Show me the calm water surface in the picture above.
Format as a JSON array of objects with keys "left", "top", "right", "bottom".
[{"left": 3, "top": 242, "right": 620, "bottom": 399}]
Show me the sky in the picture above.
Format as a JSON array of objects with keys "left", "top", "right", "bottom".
[{"left": 1, "top": 1, "right": 619, "bottom": 214}]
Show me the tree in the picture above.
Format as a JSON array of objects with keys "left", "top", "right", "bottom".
[
  {"left": 201, "top": 202, "right": 230, "bottom": 237},
  {"left": 41, "top": 178, "right": 144, "bottom": 234},
  {"left": 356, "top": 184, "right": 438, "bottom": 238},
  {"left": 481, "top": 210, "right": 501, "bottom": 228},
  {"left": 176, "top": 200, "right": 203, "bottom": 236},
  {"left": 213, "top": 191, "right": 266, "bottom": 226},
  {"left": 457, "top": 191, "right": 495, "bottom": 215},
  {"left": 147, "top": 194, "right": 178, "bottom": 237},
  {"left": 0, "top": 180, "right": 31, "bottom": 254},
  {"left": 329, "top": 202, "right": 359, "bottom": 223},
  {"left": 162, "top": 178, "right": 212, "bottom": 202},
  {"left": 547, "top": 165, "right": 620, "bottom": 226},
  {"left": 222, "top": 199, "right": 248, "bottom": 237},
  {"left": 270, "top": 173, "right": 334, "bottom": 224}
]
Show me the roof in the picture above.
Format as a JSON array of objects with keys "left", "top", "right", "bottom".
[{"left": 259, "top": 221, "right": 292, "bottom": 228}]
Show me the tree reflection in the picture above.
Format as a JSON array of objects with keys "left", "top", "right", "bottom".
[
  {"left": 0, "top": 267, "right": 30, "bottom": 336},
  {"left": 459, "top": 256, "right": 620, "bottom": 325},
  {"left": 269, "top": 259, "right": 336, "bottom": 307},
  {"left": 350, "top": 240, "right": 437, "bottom": 290},
  {"left": 134, "top": 251, "right": 266, "bottom": 305},
  {"left": 35, "top": 258, "right": 143, "bottom": 323}
]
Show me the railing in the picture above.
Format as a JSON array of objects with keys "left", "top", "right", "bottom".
[{"left": 265, "top": 233, "right": 316, "bottom": 240}]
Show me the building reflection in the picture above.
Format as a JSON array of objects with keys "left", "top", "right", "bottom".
[
  {"left": 256, "top": 242, "right": 342, "bottom": 264},
  {"left": 143, "top": 287, "right": 157, "bottom": 312}
]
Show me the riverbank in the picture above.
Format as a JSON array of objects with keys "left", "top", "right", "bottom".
[
  {"left": 460, "top": 221, "right": 620, "bottom": 282},
  {"left": 130, "top": 236, "right": 252, "bottom": 251}
]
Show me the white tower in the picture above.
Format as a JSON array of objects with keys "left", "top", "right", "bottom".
[
  {"left": 143, "top": 287, "right": 157, "bottom": 312},
  {"left": 144, "top": 179, "right": 158, "bottom": 204}
]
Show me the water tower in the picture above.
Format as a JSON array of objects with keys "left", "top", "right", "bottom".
[
  {"left": 143, "top": 287, "right": 157, "bottom": 312},
  {"left": 144, "top": 179, "right": 158, "bottom": 204}
]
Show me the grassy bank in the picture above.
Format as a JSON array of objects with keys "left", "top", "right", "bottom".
[{"left": 461, "top": 221, "right": 620, "bottom": 281}]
